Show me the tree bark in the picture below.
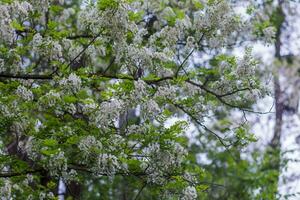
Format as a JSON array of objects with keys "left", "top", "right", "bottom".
[{"left": 267, "top": 0, "right": 285, "bottom": 196}]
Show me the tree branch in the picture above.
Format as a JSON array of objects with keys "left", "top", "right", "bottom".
[
  {"left": 66, "top": 34, "right": 94, "bottom": 40},
  {"left": 172, "top": 102, "right": 231, "bottom": 148},
  {"left": 175, "top": 33, "right": 206, "bottom": 77},
  {"left": 66, "top": 32, "right": 103, "bottom": 70},
  {"left": 133, "top": 182, "right": 147, "bottom": 200},
  {"left": 0, "top": 71, "right": 271, "bottom": 114},
  {"left": 0, "top": 73, "right": 52, "bottom": 80},
  {"left": 0, "top": 169, "right": 42, "bottom": 178}
]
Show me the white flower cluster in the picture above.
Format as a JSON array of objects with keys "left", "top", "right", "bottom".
[
  {"left": 61, "top": 169, "right": 78, "bottom": 183},
  {"left": 194, "top": 1, "right": 241, "bottom": 47},
  {"left": 210, "top": 47, "right": 260, "bottom": 98},
  {"left": 28, "top": 0, "right": 48, "bottom": 13},
  {"left": 59, "top": 73, "right": 82, "bottom": 92},
  {"left": 176, "top": 15, "right": 193, "bottom": 32},
  {"left": 133, "top": 28, "right": 148, "bottom": 45},
  {"left": 94, "top": 153, "right": 121, "bottom": 176},
  {"left": 0, "top": 105, "right": 13, "bottom": 118},
  {"left": 125, "top": 45, "right": 153, "bottom": 71},
  {"left": 93, "top": 99, "right": 124, "bottom": 128},
  {"left": 195, "top": 1, "right": 230, "bottom": 29},
  {"left": 59, "top": 126, "right": 74, "bottom": 136},
  {"left": 142, "top": 99, "right": 160, "bottom": 118},
  {"left": 181, "top": 186, "right": 198, "bottom": 200},
  {"left": 39, "top": 90, "right": 61, "bottom": 108},
  {"left": 263, "top": 26, "right": 276, "bottom": 43},
  {"left": 79, "top": 136, "right": 102, "bottom": 154},
  {"left": 80, "top": 98, "right": 98, "bottom": 114},
  {"left": 237, "top": 47, "right": 258, "bottom": 77},
  {"left": 143, "top": 142, "right": 187, "bottom": 184},
  {"left": 107, "top": 135, "right": 125, "bottom": 151},
  {"left": 64, "top": 103, "right": 77, "bottom": 115},
  {"left": 0, "top": 58, "right": 4, "bottom": 72},
  {"left": 13, "top": 1, "right": 32, "bottom": 16},
  {"left": 134, "top": 79, "right": 148, "bottom": 101},
  {"left": 0, "top": 180, "right": 12, "bottom": 199},
  {"left": 78, "top": 6, "right": 103, "bottom": 34},
  {"left": 150, "top": 26, "right": 180, "bottom": 49},
  {"left": 58, "top": 7, "right": 75, "bottom": 22},
  {"left": 78, "top": 2, "right": 140, "bottom": 66},
  {"left": 86, "top": 43, "right": 107, "bottom": 66},
  {"left": 0, "top": 1, "right": 33, "bottom": 43},
  {"left": 38, "top": 191, "right": 55, "bottom": 200},
  {"left": 31, "top": 33, "right": 63, "bottom": 61},
  {"left": 22, "top": 174, "right": 34, "bottom": 186},
  {"left": 126, "top": 124, "right": 147, "bottom": 135},
  {"left": 0, "top": 5, "right": 14, "bottom": 43},
  {"left": 47, "top": 151, "right": 68, "bottom": 177},
  {"left": 184, "top": 82, "right": 201, "bottom": 96},
  {"left": 62, "top": 39, "right": 81, "bottom": 60},
  {"left": 155, "top": 85, "right": 177, "bottom": 99},
  {"left": 16, "top": 85, "right": 34, "bottom": 101}
]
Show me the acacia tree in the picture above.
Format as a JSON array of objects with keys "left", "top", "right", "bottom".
[{"left": 0, "top": 0, "right": 273, "bottom": 199}]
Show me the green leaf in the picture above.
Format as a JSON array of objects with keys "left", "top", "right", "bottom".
[
  {"left": 40, "top": 149, "right": 59, "bottom": 156},
  {"left": 11, "top": 20, "right": 25, "bottom": 31},
  {"left": 97, "top": 0, "right": 119, "bottom": 10},
  {"left": 63, "top": 95, "right": 77, "bottom": 103},
  {"left": 193, "top": 0, "right": 204, "bottom": 10},
  {"left": 43, "top": 139, "right": 58, "bottom": 147}
]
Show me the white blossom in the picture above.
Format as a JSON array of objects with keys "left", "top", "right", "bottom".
[
  {"left": 32, "top": 33, "right": 43, "bottom": 49},
  {"left": 80, "top": 98, "right": 98, "bottom": 114},
  {"left": 176, "top": 16, "right": 192, "bottom": 31},
  {"left": 0, "top": 58, "right": 4, "bottom": 72},
  {"left": 16, "top": 85, "right": 34, "bottom": 101},
  {"left": 51, "top": 41, "right": 63, "bottom": 60},
  {"left": 161, "top": 7, "right": 176, "bottom": 21},
  {"left": 39, "top": 192, "right": 46, "bottom": 200},
  {"left": 133, "top": 28, "right": 148, "bottom": 44},
  {"left": 40, "top": 90, "right": 61, "bottom": 108},
  {"left": 13, "top": 1, "right": 33, "bottom": 16},
  {"left": 47, "top": 151, "right": 68, "bottom": 176},
  {"left": 144, "top": 99, "right": 160, "bottom": 118},
  {"left": 59, "top": 126, "right": 74, "bottom": 136},
  {"left": 143, "top": 142, "right": 187, "bottom": 184},
  {"left": 79, "top": 136, "right": 102, "bottom": 153},
  {"left": 59, "top": 73, "right": 82, "bottom": 92},
  {"left": 155, "top": 85, "right": 177, "bottom": 99},
  {"left": 29, "top": 0, "right": 49, "bottom": 13},
  {"left": 65, "top": 103, "right": 77, "bottom": 115},
  {"left": 31, "top": 33, "right": 63, "bottom": 60},
  {"left": 263, "top": 26, "right": 276, "bottom": 43},
  {"left": 0, "top": 180, "right": 12, "bottom": 199},
  {"left": 93, "top": 99, "right": 124, "bottom": 128},
  {"left": 62, "top": 169, "right": 78, "bottom": 183},
  {"left": 94, "top": 153, "right": 121, "bottom": 176},
  {"left": 134, "top": 79, "right": 148, "bottom": 100},
  {"left": 181, "top": 186, "right": 198, "bottom": 200},
  {"left": 0, "top": 5, "right": 14, "bottom": 43}
]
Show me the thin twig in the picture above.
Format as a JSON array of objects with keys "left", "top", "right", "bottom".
[
  {"left": 0, "top": 73, "right": 52, "bottom": 80},
  {"left": 66, "top": 32, "right": 102, "bottom": 70},
  {"left": 0, "top": 169, "right": 42, "bottom": 178},
  {"left": 133, "top": 182, "right": 147, "bottom": 200},
  {"left": 172, "top": 102, "right": 231, "bottom": 148},
  {"left": 103, "top": 56, "right": 116, "bottom": 74},
  {"left": 175, "top": 33, "right": 206, "bottom": 77}
]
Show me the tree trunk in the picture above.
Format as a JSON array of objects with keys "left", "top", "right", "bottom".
[{"left": 266, "top": 0, "right": 285, "bottom": 196}]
